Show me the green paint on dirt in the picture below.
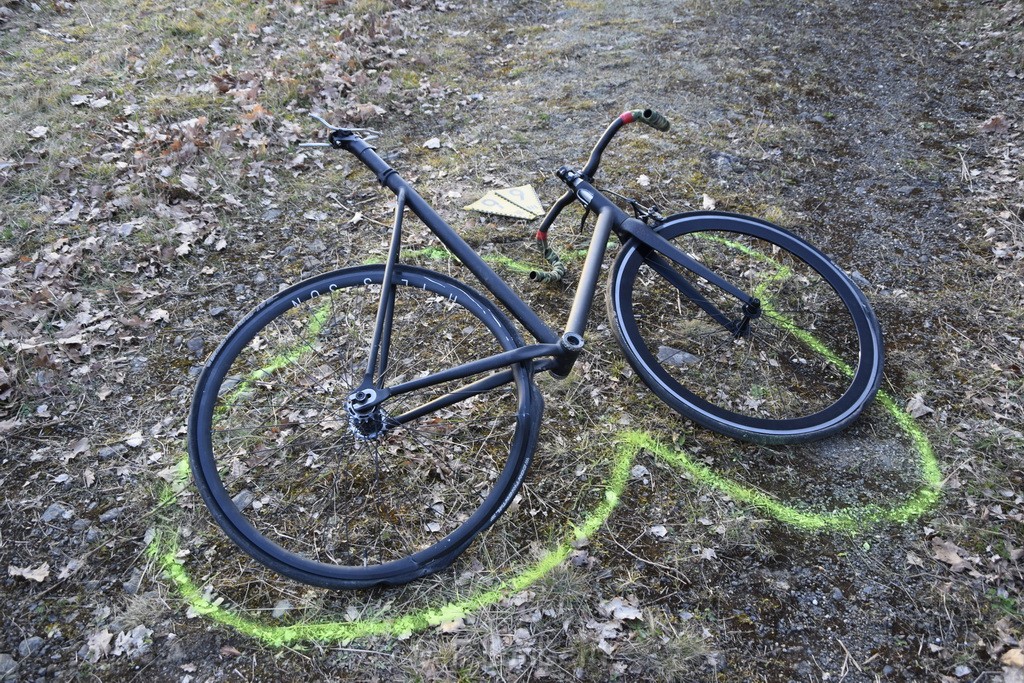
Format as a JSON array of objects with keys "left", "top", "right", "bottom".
[
  {"left": 150, "top": 440, "right": 635, "bottom": 646},
  {"left": 622, "top": 388, "right": 940, "bottom": 532},
  {"left": 157, "top": 383, "right": 937, "bottom": 645}
]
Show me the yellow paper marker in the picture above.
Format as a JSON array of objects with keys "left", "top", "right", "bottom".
[{"left": 465, "top": 185, "right": 543, "bottom": 219}]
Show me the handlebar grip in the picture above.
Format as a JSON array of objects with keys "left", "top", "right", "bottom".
[{"left": 631, "top": 108, "right": 671, "bottom": 132}]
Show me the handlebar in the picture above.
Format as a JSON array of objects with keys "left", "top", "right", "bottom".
[{"left": 529, "top": 108, "right": 671, "bottom": 283}]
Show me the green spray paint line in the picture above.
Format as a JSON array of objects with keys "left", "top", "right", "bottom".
[
  {"left": 621, "top": 389, "right": 940, "bottom": 532},
  {"left": 217, "top": 297, "right": 334, "bottom": 412},
  {"left": 150, "top": 443, "right": 635, "bottom": 646}
]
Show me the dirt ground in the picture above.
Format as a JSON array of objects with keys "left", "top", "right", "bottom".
[{"left": 1, "top": 0, "right": 1022, "bottom": 681}]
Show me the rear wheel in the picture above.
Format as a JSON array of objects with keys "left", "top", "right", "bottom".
[
  {"left": 188, "top": 265, "right": 541, "bottom": 588},
  {"left": 607, "top": 212, "right": 883, "bottom": 444}
]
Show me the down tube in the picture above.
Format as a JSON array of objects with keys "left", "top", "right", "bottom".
[{"left": 565, "top": 210, "right": 616, "bottom": 336}]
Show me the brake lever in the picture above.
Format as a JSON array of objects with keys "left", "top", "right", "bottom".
[{"left": 299, "top": 113, "right": 382, "bottom": 147}]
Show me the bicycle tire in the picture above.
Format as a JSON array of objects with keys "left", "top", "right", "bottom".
[
  {"left": 188, "top": 264, "right": 542, "bottom": 588},
  {"left": 607, "top": 211, "right": 883, "bottom": 444}
]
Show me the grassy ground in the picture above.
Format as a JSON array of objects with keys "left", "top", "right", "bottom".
[{"left": 1, "top": 0, "right": 1022, "bottom": 680}]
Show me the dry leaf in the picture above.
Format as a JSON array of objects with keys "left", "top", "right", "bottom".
[
  {"left": 58, "top": 558, "right": 85, "bottom": 580},
  {"left": 112, "top": 625, "right": 153, "bottom": 658},
  {"left": 906, "top": 551, "right": 925, "bottom": 568},
  {"left": 599, "top": 596, "right": 643, "bottom": 621},
  {"left": 439, "top": 618, "right": 464, "bottom": 633},
  {"left": 702, "top": 193, "right": 717, "bottom": 210},
  {"left": 906, "top": 393, "right": 934, "bottom": 418},
  {"left": 931, "top": 538, "right": 969, "bottom": 572},
  {"left": 9, "top": 562, "right": 50, "bottom": 582},
  {"left": 979, "top": 114, "right": 1010, "bottom": 134},
  {"left": 423, "top": 137, "right": 441, "bottom": 149},
  {"left": 86, "top": 629, "right": 113, "bottom": 662},
  {"left": 1002, "top": 648, "right": 1024, "bottom": 667}
]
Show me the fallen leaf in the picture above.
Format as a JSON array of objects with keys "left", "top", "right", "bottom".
[
  {"left": 906, "top": 393, "right": 934, "bottom": 418},
  {"left": 86, "top": 629, "right": 113, "bottom": 662},
  {"left": 979, "top": 114, "right": 1010, "bottom": 134},
  {"left": 1002, "top": 648, "right": 1024, "bottom": 667},
  {"left": 125, "top": 432, "right": 144, "bottom": 448},
  {"left": 58, "top": 558, "right": 85, "bottom": 580},
  {"left": 439, "top": 618, "right": 464, "bottom": 633},
  {"left": 702, "top": 193, "right": 717, "bottom": 210},
  {"left": 423, "top": 137, "right": 441, "bottom": 149},
  {"left": 931, "top": 537, "right": 969, "bottom": 572},
  {"left": 53, "top": 201, "right": 84, "bottom": 225},
  {"left": 112, "top": 625, "right": 153, "bottom": 658},
  {"left": 27, "top": 125, "right": 49, "bottom": 139},
  {"left": 68, "top": 437, "right": 90, "bottom": 460},
  {"left": 649, "top": 525, "right": 668, "bottom": 538},
  {"left": 906, "top": 551, "right": 925, "bottom": 568},
  {"left": 9, "top": 562, "right": 50, "bottom": 582},
  {"left": 599, "top": 596, "right": 643, "bottom": 621}
]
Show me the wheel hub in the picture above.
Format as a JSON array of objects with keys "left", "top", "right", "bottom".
[{"left": 346, "top": 389, "right": 386, "bottom": 440}]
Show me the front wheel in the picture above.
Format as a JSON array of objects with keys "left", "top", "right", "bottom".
[
  {"left": 188, "top": 264, "right": 541, "bottom": 588},
  {"left": 607, "top": 212, "right": 883, "bottom": 444}
]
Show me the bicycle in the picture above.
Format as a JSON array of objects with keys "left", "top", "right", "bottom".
[{"left": 187, "top": 108, "right": 884, "bottom": 588}]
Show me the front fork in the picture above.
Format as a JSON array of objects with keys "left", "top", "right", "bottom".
[{"left": 557, "top": 167, "right": 762, "bottom": 340}]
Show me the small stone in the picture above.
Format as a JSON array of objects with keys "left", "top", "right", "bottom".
[
  {"left": 186, "top": 337, "right": 204, "bottom": 355},
  {"left": 849, "top": 270, "right": 871, "bottom": 289},
  {"left": 18, "top": 637, "right": 43, "bottom": 658},
  {"left": 657, "top": 345, "right": 698, "bottom": 367},
  {"left": 232, "top": 490, "right": 254, "bottom": 512},
  {"left": 122, "top": 569, "right": 143, "bottom": 595},
  {"left": 209, "top": 307, "right": 227, "bottom": 317},
  {"left": 98, "top": 507, "right": 123, "bottom": 524},
  {"left": 40, "top": 503, "right": 72, "bottom": 523},
  {"left": 0, "top": 654, "right": 17, "bottom": 681},
  {"left": 831, "top": 588, "right": 844, "bottom": 601},
  {"left": 97, "top": 446, "right": 121, "bottom": 460}
]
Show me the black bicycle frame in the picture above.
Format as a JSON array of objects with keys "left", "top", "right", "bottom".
[{"left": 329, "top": 124, "right": 758, "bottom": 415}]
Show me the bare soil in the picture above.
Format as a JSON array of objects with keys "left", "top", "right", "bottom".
[{"left": 1, "top": 0, "right": 1022, "bottom": 681}]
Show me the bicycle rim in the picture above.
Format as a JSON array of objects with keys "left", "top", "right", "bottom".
[
  {"left": 608, "top": 212, "right": 883, "bottom": 444},
  {"left": 188, "top": 265, "right": 540, "bottom": 588}
]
